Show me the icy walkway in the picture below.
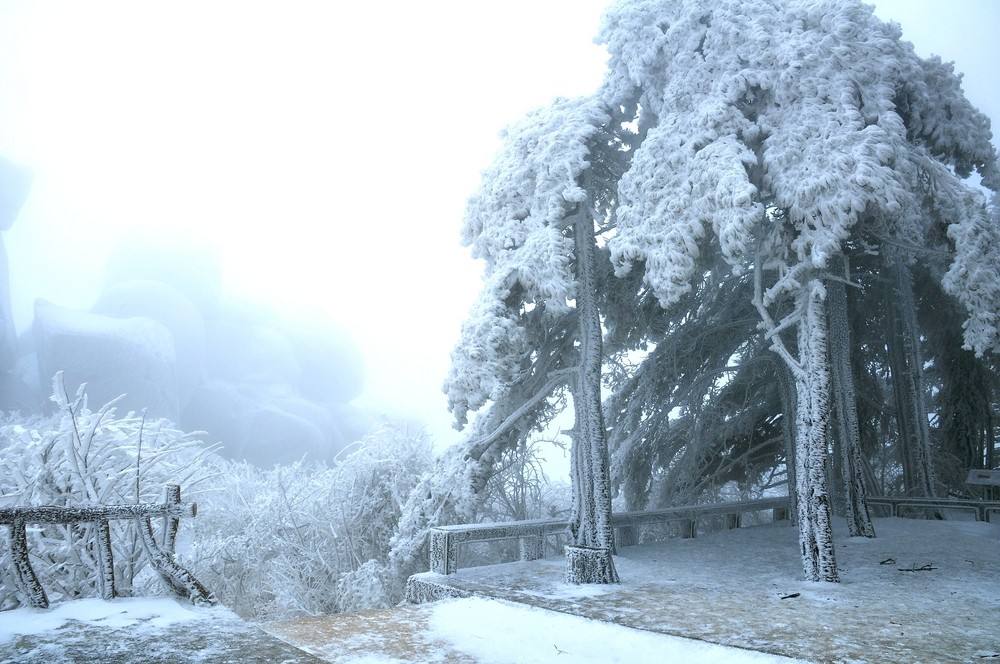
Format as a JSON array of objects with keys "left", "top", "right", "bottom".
[
  {"left": 267, "top": 596, "right": 799, "bottom": 663},
  {"left": 409, "top": 517, "right": 1000, "bottom": 663},
  {"left": 0, "top": 597, "right": 320, "bottom": 663}
]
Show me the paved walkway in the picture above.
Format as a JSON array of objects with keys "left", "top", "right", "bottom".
[
  {"left": 407, "top": 517, "right": 1000, "bottom": 663},
  {"left": 0, "top": 602, "right": 320, "bottom": 664}
]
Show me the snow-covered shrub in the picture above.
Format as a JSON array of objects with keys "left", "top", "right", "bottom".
[
  {"left": 0, "top": 373, "right": 217, "bottom": 610},
  {"left": 187, "top": 423, "right": 432, "bottom": 619}
]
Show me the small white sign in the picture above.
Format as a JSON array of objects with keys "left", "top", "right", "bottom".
[{"left": 965, "top": 469, "right": 1000, "bottom": 487}]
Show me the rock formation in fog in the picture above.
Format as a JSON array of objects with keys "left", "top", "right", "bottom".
[
  {"left": 6, "top": 229, "right": 369, "bottom": 465},
  {"left": 0, "top": 157, "right": 32, "bottom": 376}
]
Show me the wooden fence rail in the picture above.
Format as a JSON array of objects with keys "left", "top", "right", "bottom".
[{"left": 2, "top": 483, "right": 214, "bottom": 609}]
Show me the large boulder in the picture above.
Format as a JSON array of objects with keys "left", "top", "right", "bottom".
[
  {"left": 0, "top": 157, "right": 31, "bottom": 233},
  {"left": 93, "top": 280, "right": 206, "bottom": 407},
  {"left": 0, "top": 157, "right": 32, "bottom": 372},
  {"left": 205, "top": 317, "right": 301, "bottom": 386},
  {"left": 181, "top": 381, "right": 331, "bottom": 465},
  {"left": 103, "top": 233, "right": 223, "bottom": 317},
  {"left": 283, "top": 316, "right": 364, "bottom": 403},
  {"left": 33, "top": 300, "right": 178, "bottom": 419}
]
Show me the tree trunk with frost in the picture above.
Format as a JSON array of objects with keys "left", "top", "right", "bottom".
[
  {"left": 885, "top": 261, "right": 936, "bottom": 497},
  {"left": 827, "top": 278, "right": 875, "bottom": 538},
  {"left": 792, "top": 281, "right": 839, "bottom": 582},
  {"left": 567, "top": 207, "right": 619, "bottom": 584}
]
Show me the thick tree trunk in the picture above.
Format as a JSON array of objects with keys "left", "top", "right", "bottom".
[
  {"left": 827, "top": 279, "right": 875, "bottom": 538},
  {"left": 566, "top": 208, "right": 619, "bottom": 584},
  {"left": 791, "top": 281, "right": 839, "bottom": 582},
  {"left": 885, "top": 261, "right": 936, "bottom": 496}
]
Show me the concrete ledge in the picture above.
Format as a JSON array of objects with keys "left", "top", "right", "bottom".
[{"left": 404, "top": 573, "right": 475, "bottom": 604}]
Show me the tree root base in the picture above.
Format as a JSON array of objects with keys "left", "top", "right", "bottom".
[{"left": 565, "top": 545, "right": 619, "bottom": 584}]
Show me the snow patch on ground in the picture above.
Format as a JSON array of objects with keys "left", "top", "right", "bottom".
[
  {"left": 0, "top": 597, "right": 206, "bottom": 644},
  {"left": 426, "top": 597, "right": 800, "bottom": 663},
  {"left": 430, "top": 518, "right": 1000, "bottom": 663}
]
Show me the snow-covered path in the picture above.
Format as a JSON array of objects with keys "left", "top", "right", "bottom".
[
  {"left": 268, "top": 596, "right": 799, "bottom": 663},
  {"left": 0, "top": 597, "right": 320, "bottom": 663},
  {"left": 408, "top": 517, "right": 1000, "bottom": 663},
  {"left": 2, "top": 518, "right": 996, "bottom": 662}
]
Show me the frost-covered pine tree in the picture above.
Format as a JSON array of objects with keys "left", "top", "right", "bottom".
[
  {"left": 446, "top": 97, "right": 635, "bottom": 583},
  {"left": 600, "top": 0, "right": 998, "bottom": 581}
]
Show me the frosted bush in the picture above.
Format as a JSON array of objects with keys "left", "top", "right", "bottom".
[
  {"left": 0, "top": 373, "right": 216, "bottom": 610},
  {"left": 186, "top": 423, "right": 433, "bottom": 619}
]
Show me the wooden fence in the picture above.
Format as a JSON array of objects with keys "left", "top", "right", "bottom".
[{"left": 1, "top": 483, "right": 214, "bottom": 609}]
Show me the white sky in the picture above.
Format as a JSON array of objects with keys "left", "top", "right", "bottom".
[{"left": 0, "top": 0, "right": 997, "bottom": 456}]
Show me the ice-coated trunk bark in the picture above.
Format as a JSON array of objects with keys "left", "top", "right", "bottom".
[
  {"left": 566, "top": 207, "right": 619, "bottom": 584},
  {"left": 792, "top": 281, "right": 839, "bottom": 582},
  {"left": 95, "top": 519, "right": 117, "bottom": 600},
  {"left": 827, "top": 279, "right": 875, "bottom": 538},
  {"left": 885, "top": 261, "right": 936, "bottom": 497}
]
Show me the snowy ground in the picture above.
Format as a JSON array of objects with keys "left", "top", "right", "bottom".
[
  {"left": 0, "top": 597, "right": 319, "bottom": 663},
  {"left": 268, "top": 596, "right": 799, "bottom": 663},
  {"left": 409, "top": 517, "right": 1000, "bottom": 663},
  {"left": 3, "top": 518, "right": 996, "bottom": 663}
]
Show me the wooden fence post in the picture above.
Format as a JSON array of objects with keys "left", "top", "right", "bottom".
[
  {"left": 615, "top": 524, "right": 638, "bottom": 548},
  {"left": 9, "top": 517, "right": 48, "bottom": 609},
  {"left": 162, "top": 484, "right": 181, "bottom": 554},
  {"left": 95, "top": 519, "right": 116, "bottom": 600},
  {"left": 138, "top": 517, "right": 214, "bottom": 605},
  {"left": 518, "top": 534, "right": 544, "bottom": 562}
]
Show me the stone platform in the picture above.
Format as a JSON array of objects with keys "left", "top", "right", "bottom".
[{"left": 405, "top": 517, "right": 1000, "bottom": 663}]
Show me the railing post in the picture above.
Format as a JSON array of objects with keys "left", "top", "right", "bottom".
[
  {"left": 138, "top": 517, "right": 214, "bottom": 604},
  {"left": 615, "top": 524, "right": 638, "bottom": 548},
  {"left": 680, "top": 518, "right": 696, "bottom": 539},
  {"left": 518, "top": 531, "right": 544, "bottom": 562},
  {"left": 9, "top": 517, "right": 48, "bottom": 609},
  {"left": 95, "top": 519, "right": 116, "bottom": 600},
  {"left": 162, "top": 484, "right": 181, "bottom": 554},
  {"left": 429, "top": 529, "right": 456, "bottom": 575}
]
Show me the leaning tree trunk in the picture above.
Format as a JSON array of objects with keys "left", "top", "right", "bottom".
[
  {"left": 791, "top": 281, "right": 839, "bottom": 582},
  {"left": 827, "top": 279, "right": 875, "bottom": 538},
  {"left": 566, "top": 207, "right": 619, "bottom": 585},
  {"left": 885, "top": 261, "right": 936, "bottom": 497}
]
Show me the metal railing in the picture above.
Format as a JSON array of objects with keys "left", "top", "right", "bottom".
[{"left": 1, "top": 483, "right": 214, "bottom": 609}]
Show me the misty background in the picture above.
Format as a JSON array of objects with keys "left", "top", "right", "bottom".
[{"left": 0, "top": 0, "right": 996, "bottom": 468}]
